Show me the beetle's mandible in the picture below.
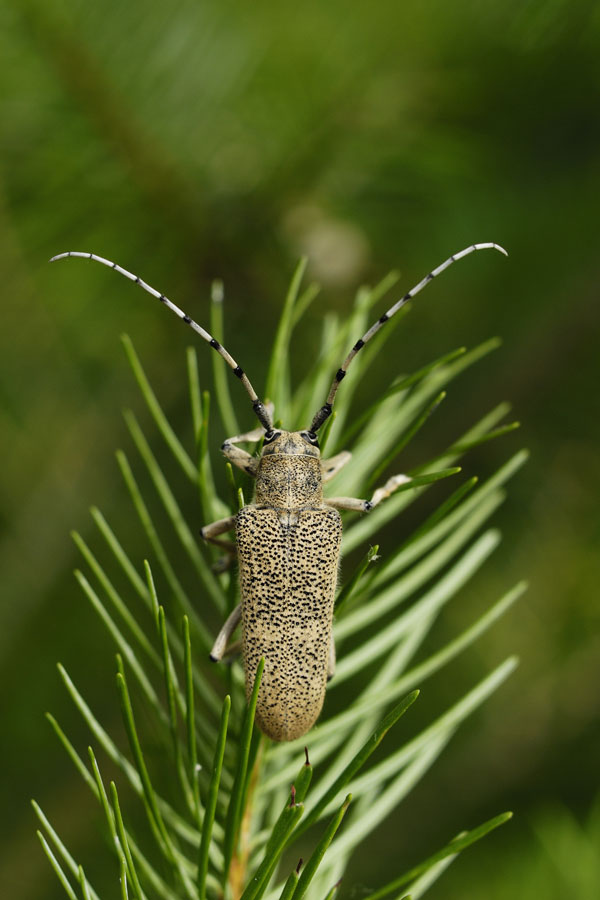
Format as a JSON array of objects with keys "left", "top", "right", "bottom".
[{"left": 51, "top": 242, "right": 507, "bottom": 741}]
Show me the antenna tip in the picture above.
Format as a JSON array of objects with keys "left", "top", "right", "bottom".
[{"left": 494, "top": 243, "right": 509, "bottom": 257}]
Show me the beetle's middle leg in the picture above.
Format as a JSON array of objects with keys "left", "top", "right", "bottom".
[
  {"left": 201, "top": 514, "right": 237, "bottom": 572},
  {"left": 324, "top": 473, "right": 411, "bottom": 513},
  {"left": 201, "top": 514, "right": 237, "bottom": 550}
]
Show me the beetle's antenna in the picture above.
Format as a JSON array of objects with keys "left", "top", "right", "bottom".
[
  {"left": 50, "top": 251, "right": 274, "bottom": 432},
  {"left": 309, "top": 242, "right": 508, "bottom": 433}
]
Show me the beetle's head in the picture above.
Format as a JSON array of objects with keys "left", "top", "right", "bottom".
[{"left": 261, "top": 429, "right": 320, "bottom": 458}]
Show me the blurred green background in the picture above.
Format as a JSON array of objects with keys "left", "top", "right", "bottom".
[{"left": 1, "top": 0, "right": 599, "bottom": 896}]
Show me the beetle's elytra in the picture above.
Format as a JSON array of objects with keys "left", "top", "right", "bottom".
[
  {"left": 51, "top": 242, "right": 507, "bottom": 741},
  {"left": 238, "top": 434, "right": 342, "bottom": 740}
]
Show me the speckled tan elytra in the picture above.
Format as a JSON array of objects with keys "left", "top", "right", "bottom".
[{"left": 51, "top": 242, "right": 507, "bottom": 741}]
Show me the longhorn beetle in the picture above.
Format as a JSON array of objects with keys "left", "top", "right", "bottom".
[{"left": 51, "top": 242, "right": 507, "bottom": 741}]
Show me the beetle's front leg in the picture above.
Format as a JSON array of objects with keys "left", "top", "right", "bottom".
[
  {"left": 325, "top": 473, "right": 411, "bottom": 512},
  {"left": 225, "top": 423, "right": 267, "bottom": 444},
  {"left": 221, "top": 403, "right": 274, "bottom": 475},
  {"left": 210, "top": 604, "right": 242, "bottom": 662},
  {"left": 221, "top": 439, "right": 259, "bottom": 477},
  {"left": 321, "top": 451, "right": 352, "bottom": 483}
]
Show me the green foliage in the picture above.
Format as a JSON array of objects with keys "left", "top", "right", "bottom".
[
  {"left": 439, "top": 798, "right": 600, "bottom": 900},
  {"left": 35, "top": 266, "right": 523, "bottom": 898}
]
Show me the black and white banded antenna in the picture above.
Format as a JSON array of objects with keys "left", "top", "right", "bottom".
[
  {"left": 50, "top": 251, "right": 274, "bottom": 433},
  {"left": 308, "top": 242, "right": 508, "bottom": 434}
]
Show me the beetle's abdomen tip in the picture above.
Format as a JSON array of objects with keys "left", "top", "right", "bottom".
[{"left": 255, "top": 707, "right": 322, "bottom": 742}]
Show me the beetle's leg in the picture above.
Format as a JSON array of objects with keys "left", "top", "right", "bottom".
[
  {"left": 321, "top": 451, "right": 352, "bottom": 483},
  {"left": 327, "top": 634, "right": 336, "bottom": 681},
  {"left": 221, "top": 441, "right": 259, "bottom": 476},
  {"left": 221, "top": 402, "right": 274, "bottom": 475},
  {"left": 325, "top": 473, "right": 411, "bottom": 513},
  {"left": 369, "top": 473, "right": 412, "bottom": 508},
  {"left": 210, "top": 603, "right": 242, "bottom": 662},
  {"left": 221, "top": 638, "right": 242, "bottom": 663},
  {"left": 324, "top": 496, "right": 368, "bottom": 512},
  {"left": 201, "top": 515, "right": 237, "bottom": 550},
  {"left": 225, "top": 424, "right": 267, "bottom": 445},
  {"left": 208, "top": 537, "right": 237, "bottom": 552},
  {"left": 201, "top": 515, "right": 237, "bottom": 573},
  {"left": 212, "top": 553, "right": 236, "bottom": 574}
]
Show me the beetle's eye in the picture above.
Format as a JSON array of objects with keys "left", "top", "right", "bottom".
[
  {"left": 300, "top": 431, "right": 319, "bottom": 447},
  {"left": 263, "top": 430, "right": 280, "bottom": 444}
]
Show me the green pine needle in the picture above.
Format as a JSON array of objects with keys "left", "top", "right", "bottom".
[
  {"left": 364, "top": 812, "right": 513, "bottom": 900},
  {"left": 198, "top": 694, "right": 231, "bottom": 899},
  {"left": 293, "top": 795, "right": 352, "bottom": 900},
  {"left": 223, "top": 659, "right": 265, "bottom": 884}
]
